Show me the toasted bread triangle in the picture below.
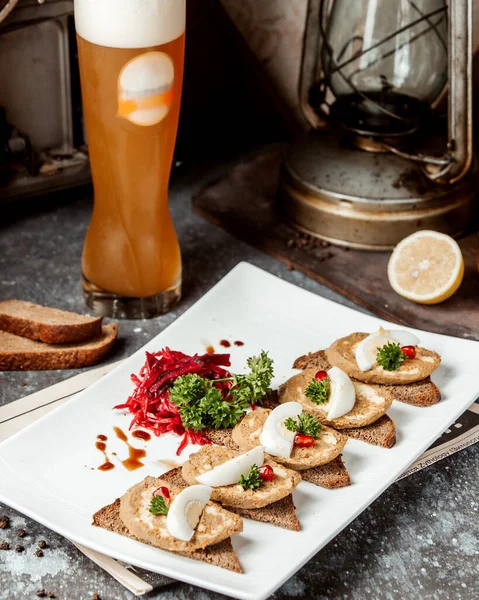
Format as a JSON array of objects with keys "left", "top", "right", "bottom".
[
  {"left": 293, "top": 349, "right": 441, "bottom": 406},
  {"left": 92, "top": 498, "right": 242, "bottom": 573},
  {"left": 161, "top": 468, "right": 300, "bottom": 531}
]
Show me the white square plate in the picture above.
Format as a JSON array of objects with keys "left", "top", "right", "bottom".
[{"left": 1, "top": 263, "right": 478, "bottom": 600}]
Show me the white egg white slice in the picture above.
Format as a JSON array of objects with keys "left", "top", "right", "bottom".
[
  {"left": 259, "top": 402, "right": 302, "bottom": 458},
  {"left": 355, "top": 328, "right": 421, "bottom": 372},
  {"left": 195, "top": 446, "right": 264, "bottom": 487},
  {"left": 326, "top": 366, "right": 356, "bottom": 420},
  {"left": 166, "top": 484, "right": 212, "bottom": 542}
]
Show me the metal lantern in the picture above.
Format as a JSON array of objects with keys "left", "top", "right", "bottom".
[{"left": 279, "top": 0, "right": 476, "bottom": 250}]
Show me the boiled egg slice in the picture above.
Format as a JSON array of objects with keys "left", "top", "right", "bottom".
[
  {"left": 166, "top": 484, "right": 212, "bottom": 542},
  {"left": 195, "top": 446, "right": 264, "bottom": 487},
  {"left": 355, "top": 328, "right": 421, "bottom": 372},
  {"left": 326, "top": 366, "right": 356, "bottom": 420},
  {"left": 259, "top": 402, "right": 302, "bottom": 458}
]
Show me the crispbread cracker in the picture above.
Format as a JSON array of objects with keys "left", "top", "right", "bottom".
[
  {"left": 325, "top": 332, "right": 441, "bottom": 384},
  {"left": 161, "top": 468, "right": 300, "bottom": 530},
  {"left": 279, "top": 368, "right": 393, "bottom": 429},
  {"left": 293, "top": 349, "right": 441, "bottom": 406},
  {"left": 232, "top": 408, "right": 347, "bottom": 470},
  {"left": 92, "top": 498, "right": 242, "bottom": 573}
]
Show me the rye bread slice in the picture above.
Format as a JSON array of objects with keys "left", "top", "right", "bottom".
[
  {"left": 293, "top": 349, "right": 441, "bottom": 406},
  {"left": 0, "top": 300, "right": 103, "bottom": 344},
  {"left": 300, "top": 455, "right": 351, "bottom": 488},
  {"left": 341, "top": 414, "right": 396, "bottom": 448},
  {"left": 201, "top": 429, "right": 352, "bottom": 489},
  {"left": 161, "top": 468, "right": 300, "bottom": 531},
  {"left": 0, "top": 324, "right": 117, "bottom": 370},
  {"left": 92, "top": 498, "right": 242, "bottom": 573}
]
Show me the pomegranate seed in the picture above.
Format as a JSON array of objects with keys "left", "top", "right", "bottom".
[
  {"left": 401, "top": 345, "right": 416, "bottom": 360},
  {"left": 315, "top": 370, "right": 328, "bottom": 381},
  {"left": 294, "top": 433, "right": 315, "bottom": 447},
  {"left": 258, "top": 465, "right": 275, "bottom": 482},
  {"left": 153, "top": 486, "right": 170, "bottom": 501}
]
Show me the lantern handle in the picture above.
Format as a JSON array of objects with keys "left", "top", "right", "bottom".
[
  {"left": 298, "top": 0, "right": 326, "bottom": 129},
  {"left": 425, "top": 0, "right": 473, "bottom": 184}
]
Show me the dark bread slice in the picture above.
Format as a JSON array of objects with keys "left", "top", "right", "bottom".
[
  {"left": 300, "top": 455, "right": 351, "bottom": 488},
  {"left": 201, "top": 430, "right": 352, "bottom": 489},
  {"left": 227, "top": 494, "right": 300, "bottom": 532},
  {"left": 341, "top": 414, "right": 396, "bottom": 448},
  {"left": 0, "top": 324, "right": 117, "bottom": 370},
  {"left": 293, "top": 349, "right": 440, "bottom": 407},
  {"left": 92, "top": 499, "right": 242, "bottom": 573},
  {"left": 0, "top": 300, "right": 102, "bottom": 344},
  {"left": 384, "top": 378, "right": 441, "bottom": 406},
  {"left": 161, "top": 468, "right": 300, "bottom": 531}
]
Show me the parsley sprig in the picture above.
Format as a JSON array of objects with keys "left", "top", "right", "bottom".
[
  {"left": 169, "top": 351, "right": 274, "bottom": 431},
  {"left": 376, "top": 342, "right": 405, "bottom": 371},
  {"left": 305, "top": 377, "right": 330, "bottom": 405},
  {"left": 238, "top": 464, "right": 263, "bottom": 491},
  {"left": 285, "top": 412, "right": 322, "bottom": 438},
  {"left": 149, "top": 495, "right": 169, "bottom": 516}
]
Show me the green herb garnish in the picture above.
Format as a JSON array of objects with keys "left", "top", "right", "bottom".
[
  {"left": 284, "top": 412, "right": 322, "bottom": 438},
  {"left": 376, "top": 342, "right": 406, "bottom": 371},
  {"left": 169, "top": 351, "right": 274, "bottom": 431},
  {"left": 238, "top": 464, "right": 263, "bottom": 491},
  {"left": 305, "top": 377, "right": 330, "bottom": 405},
  {"left": 149, "top": 496, "right": 169, "bottom": 516}
]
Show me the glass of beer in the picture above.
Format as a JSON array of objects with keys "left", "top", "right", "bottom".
[{"left": 74, "top": 0, "right": 185, "bottom": 318}]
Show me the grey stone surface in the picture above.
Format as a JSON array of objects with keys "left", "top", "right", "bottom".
[{"left": 0, "top": 157, "right": 478, "bottom": 600}]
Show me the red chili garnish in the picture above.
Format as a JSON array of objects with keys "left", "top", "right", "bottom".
[
  {"left": 258, "top": 465, "right": 275, "bottom": 482},
  {"left": 401, "top": 345, "right": 416, "bottom": 359},
  {"left": 315, "top": 370, "right": 328, "bottom": 381},
  {"left": 153, "top": 486, "right": 170, "bottom": 501},
  {"left": 294, "top": 433, "right": 315, "bottom": 447},
  {"left": 114, "top": 348, "right": 232, "bottom": 455}
]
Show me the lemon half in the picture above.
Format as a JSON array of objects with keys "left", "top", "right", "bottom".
[{"left": 387, "top": 230, "right": 464, "bottom": 304}]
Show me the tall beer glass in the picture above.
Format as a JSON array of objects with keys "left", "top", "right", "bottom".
[{"left": 74, "top": 0, "right": 185, "bottom": 318}]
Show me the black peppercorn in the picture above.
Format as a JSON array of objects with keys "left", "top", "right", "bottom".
[
  {"left": 36, "top": 591, "right": 46, "bottom": 598},
  {"left": 35, "top": 549, "right": 44, "bottom": 557},
  {"left": 0, "top": 516, "right": 9, "bottom": 529},
  {"left": 15, "top": 544, "right": 24, "bottom": 552},
  {"left": 38, "top": 540, "right": 48, "bottom": 548},
  {"left": 16, "top": 528, "right": 26, "bottom": 537},
  {"left": 92, "top": 594, "right": 101, "bottom": 600},
  {"left": 0, "top": 540, "right": 10, "bottom": 550}
]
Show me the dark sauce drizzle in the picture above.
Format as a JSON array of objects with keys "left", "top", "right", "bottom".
[
  {"left": 96, "top": 434, "right": 114, "bottom": 471},
  {"left": 114, "top": 426, "right": 146, "bottom": 471}
]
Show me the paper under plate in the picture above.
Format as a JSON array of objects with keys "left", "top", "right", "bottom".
[{"left": 0, "top": 263, "right": 478, "bottom": 600}]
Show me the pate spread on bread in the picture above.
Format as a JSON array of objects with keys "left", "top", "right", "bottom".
[
  {"left": 119, "top": 476, "right": 242, "bottom": 552},
  {"left": 325, "top": 332, "right": 441, "bottom": 385},
  {"left": 279, "top": 368, "right": 393, "bottom": 429},
  {"left": 182, "top": 446, "right": 301, "bottom": 509},
  {"left": 231, "top": 408, "right": 347, "bottom": 469}
]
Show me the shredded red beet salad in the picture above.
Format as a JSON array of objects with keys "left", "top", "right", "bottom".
[{"left": 114, "top": 347, "right": 274, "bottom": 455}]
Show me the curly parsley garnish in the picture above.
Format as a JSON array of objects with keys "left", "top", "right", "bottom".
[
  {"left": 284, "top": 412, "right": 322, "bottom": 438},
  {"left": 149, "top": 496, "right": 169, "bottom": 516},
  {"left": 376, "top": 342, "right": 406, "bottom": 371},
  {"left": 238, "top": 464, "right": 263, "bottom": 491},
  {"left": 169, "top": 351, "right": 274, "bottom": 431},
  {"left": 305, "top": 377, "right": 330, "bottom": 405}
]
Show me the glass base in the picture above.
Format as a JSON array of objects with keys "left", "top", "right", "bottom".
[{"left": 82, "top": 274, "right": 181, "bottom": 319}]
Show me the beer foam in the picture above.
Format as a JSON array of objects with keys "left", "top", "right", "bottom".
[{"left": 74, "top": 0, "right": 185, "bottom": 48}]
